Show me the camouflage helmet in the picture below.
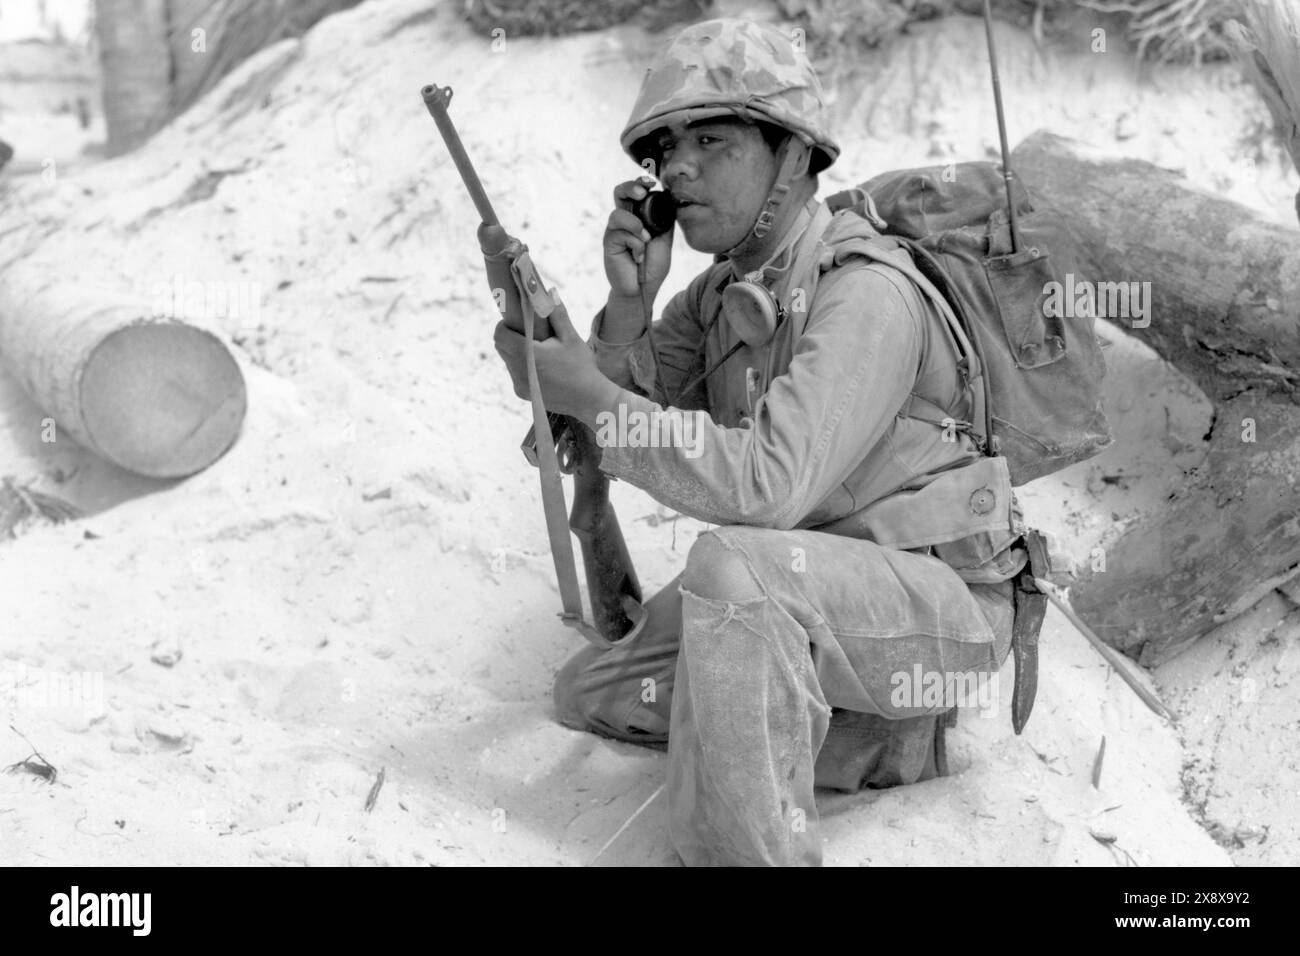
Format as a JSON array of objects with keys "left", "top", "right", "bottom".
[{"left": 621, "top": 18, "right": 839, "bottom": 175}]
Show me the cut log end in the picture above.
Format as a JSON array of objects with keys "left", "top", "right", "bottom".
[{"left": 79, "top": 321, "right": 246, "bottom": 478}]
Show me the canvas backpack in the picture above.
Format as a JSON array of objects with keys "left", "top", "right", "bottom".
[{"left": 820, "top": 161, "right": 1112, "bottom": 486}]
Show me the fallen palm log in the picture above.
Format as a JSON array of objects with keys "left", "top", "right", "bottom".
[
  {"left": 0, "top": 275, "right": 246, "bottom": 479},
  {"left": 1012, "top": 130, "right": 1300, "bottom": 667}
]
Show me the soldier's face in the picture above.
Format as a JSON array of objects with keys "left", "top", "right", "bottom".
[{"left": 654, "top": 119, "right": 777, "bottom": 254}]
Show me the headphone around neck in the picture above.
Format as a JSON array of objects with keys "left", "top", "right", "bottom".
[
  {"left": 668, "top": 202, "right": 829, "bottom": 407},
  {"left": 721, "top": 196, "right": 825, "bottom": 348}
]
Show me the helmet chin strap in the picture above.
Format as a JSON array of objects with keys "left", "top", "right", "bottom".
[
  {"left": 749, "top": 195, "right": 819, "bottom": 282},
  {"left": 722, "top": 134, "right": 811, "bottom": 264}
]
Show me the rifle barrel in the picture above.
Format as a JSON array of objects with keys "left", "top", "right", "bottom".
[{"left": 421, "top": 84, "right": 500, "bottom": 227}]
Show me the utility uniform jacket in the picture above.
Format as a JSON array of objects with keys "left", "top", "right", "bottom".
[{"left": 589, "top": 200, "right": 1027, "bottom": 584}]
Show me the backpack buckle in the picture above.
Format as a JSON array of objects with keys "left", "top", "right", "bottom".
[
  {"left": 859, "top": 192, "right": 887, "bottom": 231},
  {"left": 825, "top": 187, "right": 887, "bottom": 232}
]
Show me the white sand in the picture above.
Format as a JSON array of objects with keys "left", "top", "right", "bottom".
[{"left": 1, "top": 0, "right": 1295, "bottom": 865}]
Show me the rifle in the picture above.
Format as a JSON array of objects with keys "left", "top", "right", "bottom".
[{"left": 421, "top": 83, "right": 646, "bottom": 648}]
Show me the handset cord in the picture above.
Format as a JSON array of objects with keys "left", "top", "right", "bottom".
[{"left": 665, "top": 202, "right": 824, "bottom": 408}]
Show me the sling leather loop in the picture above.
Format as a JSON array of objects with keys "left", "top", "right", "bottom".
[{"left": 513, "top": 257, "right": 620, "bottom": 650}]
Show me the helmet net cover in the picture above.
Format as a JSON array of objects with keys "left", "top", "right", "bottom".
[{"left": 620, "top": 18, "right": 840, "bottom": 175}]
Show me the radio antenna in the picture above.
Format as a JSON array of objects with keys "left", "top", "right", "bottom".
[{"left": 981, "top": 0, "right": 1021, "bottom": 254}]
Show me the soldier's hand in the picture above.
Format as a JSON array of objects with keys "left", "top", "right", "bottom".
[
  {"left": 493, "top": 301, "right": 620, "bottom": 423},
  {"left": 604, "top": 179, "right": 673, "bottom": 299}
]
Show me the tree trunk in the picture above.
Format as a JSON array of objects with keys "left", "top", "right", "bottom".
[
  {"left": 96, "top": 0, "right": 172, "bottom": 156},
  {"left": 1228, "top": 0, "right": 1300, "bottom": 224},
  {"left": 1012, "top": 130, "right": 1300, "bottom": 667},
  {"left": 95, "top": 0, "right": 364, "bottom": 155},
  {"left": 167, "top": 0, "right": 217, "bottom": 111},
  {"left": 0, "top": 272, "right": 247, "bottom": 479}
]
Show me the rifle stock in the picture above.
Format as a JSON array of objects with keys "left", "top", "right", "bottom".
[{"left": 566, "top": 422, "right": 643, "bottom": 639}]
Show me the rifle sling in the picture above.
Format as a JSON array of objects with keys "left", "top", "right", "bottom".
[{"left": 516, "top": 267, "right": 623, "bottom": 649}]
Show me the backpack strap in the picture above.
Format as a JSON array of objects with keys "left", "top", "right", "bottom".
[
  {"left": 781, "top": 202, "right": 835, "bottom": 339},
  {"left": 824, "top": 188, "right": 1001, "bottom": 456},
  {"left": 820, "top": 228, "right": 990, "bottom": 452},
  {"left": 895, "top": 392, "right": 974, "bottom": 437},
  {"left": 891, "top": 236, "right": 998, "bottom": 458}
]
